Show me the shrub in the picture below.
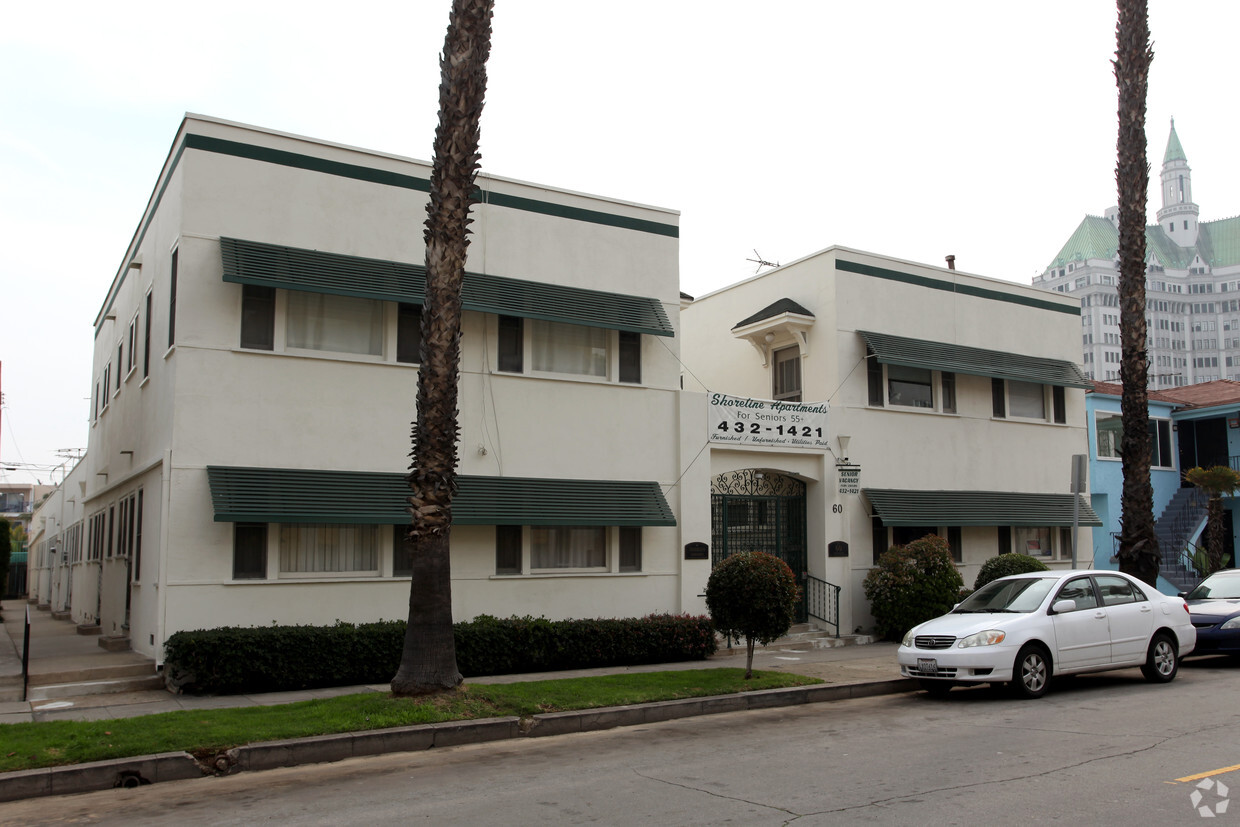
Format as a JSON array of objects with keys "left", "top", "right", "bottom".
[
  {"left": 863, "top": 534, "right": 963, "bottom": 640},
  {"left": 705, "top": 551, "right": 799, "bottom": 678},
  {"left": 164, "top": 613, "right": 716, "bottom": 695},
  {"left": 973, "top": 552, "right": 1050, "bottom": 590}
]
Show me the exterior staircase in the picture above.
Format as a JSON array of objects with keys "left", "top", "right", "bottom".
[
  {"left": 714, "top": 622, "right": 878, "bottom": 656},
  {"left": 1154, "top": 486, "right": 1208, "bottom": 593}
]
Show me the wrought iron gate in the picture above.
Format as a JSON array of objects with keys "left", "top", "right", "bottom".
[{"left": 710, "top": 470, "right": 808, "bottom": 622}]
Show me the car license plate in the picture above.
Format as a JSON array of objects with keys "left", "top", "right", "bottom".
[{"left": 918, "top": 658, "right": 938, "bottom": 676}]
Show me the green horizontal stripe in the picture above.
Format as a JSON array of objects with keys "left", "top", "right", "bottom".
[
  {"left": 207, "top": 466, "right": 677, "bottom": 527},
  {"left": 96, "top": 129, "right": 678, "bottom": 338},
  {"left": 837, "top": 258, "right": 1081, "bottom": 316}
]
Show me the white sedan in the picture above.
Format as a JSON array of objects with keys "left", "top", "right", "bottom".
[{"left": 896, "top": 570, "right": 1196, "bottom": 698}]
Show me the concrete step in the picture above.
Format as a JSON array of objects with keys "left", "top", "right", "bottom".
[
  {"left": 27, "top": 674, "right": 166, "bottom": 702},
  {"left": 26, "top": 661, "right": 158, "bottom": 687}
]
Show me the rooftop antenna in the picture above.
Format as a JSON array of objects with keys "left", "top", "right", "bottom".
[{"left": 747, "top": 249, "right": 780, "bottom": 273}]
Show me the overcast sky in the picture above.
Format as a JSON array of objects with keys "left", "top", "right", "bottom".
[{"left": 3, "top": 1, "right": 1239, "bottom": 485}]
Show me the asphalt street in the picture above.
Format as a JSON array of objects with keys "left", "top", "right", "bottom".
[{"left": 4, "top": 656, "right": 1238, "bottom": 825}]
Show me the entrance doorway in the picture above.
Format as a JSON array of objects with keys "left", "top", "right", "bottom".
[{"left": 710, "top": 470, "right": 808, "bottom": 622}]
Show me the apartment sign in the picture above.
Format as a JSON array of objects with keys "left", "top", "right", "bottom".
[
  {"left": 708, "top": 393, "right": 830, "bottom": 449},
  {"left": 837, "top": 463, "right": 861, "bottom": 495}
]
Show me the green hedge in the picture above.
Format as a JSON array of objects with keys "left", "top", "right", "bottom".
[{"left": 164, "top": 613, "right": 717, "bottom": 695}]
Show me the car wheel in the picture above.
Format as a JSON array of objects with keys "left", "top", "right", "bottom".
[
  {"left": 918, "top": 679, "right": 952, "bottom": 697},
  {"left": 1012, "top": 644, "right": 1051, "bottom": 699},
  {"left": 1141, "top": 633, "right": 1178, "bottom": 683}
]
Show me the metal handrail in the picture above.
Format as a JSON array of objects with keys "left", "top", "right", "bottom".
[
  {"left": 804, "top": 574, "right": 841, "bottom": 638},
  {"left": 22, "top": 605, "right": 31, "bottom": 702}
]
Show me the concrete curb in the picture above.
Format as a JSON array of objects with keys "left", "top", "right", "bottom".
[
  {"left": 0, "top": 677, "right": 915, "bottom": 802},
  {"left": 0, "top": 752, "right": 204, "bottom": 803}
]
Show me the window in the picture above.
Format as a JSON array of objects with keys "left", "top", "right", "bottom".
[
  {"left": 392, "top": 526, "right": 413, "bottom": 576},
  {"left": 286, "top": 292, "right": 383, "bottom": 356},
  {"left": 532, "top": 526, "right": 605, "bottom": 569},
  {"left": 168, "top": 248, "right": 178, "bottom": 349},
  {"left": 892, "top": 526, "right": 938, "bottom": 547},
  {"left": 278, "top": 523, "right": 379, "bottom": 575},
  {"left": 866, "top": 348, "right": 883, "bottom": 407},
  {"left": 992, "top": 379, "right": 1061, "bottom": 421},
  {"left": 1008, "top": 380, "right": 1045, "bottom": 418},
  {"left": 1095, "top": 413, "right": 1172, "bottom": 466},
  {"left": 116, "top": 344, "right": 123, "bottom": 391},
  {"left": 497, "top": 315, "right": 523, "bottom": 372},
  {"left": 495, "top": 525, "right": 522, "bottom": 574},
  {"left": 143, "top": 291, "right": 152, "bottom": 377},
  {"left": 1015, "top": 526, "right": 1051, "bottom": 557},
  {"left": 619, "top": 526, "right": 642, "bottom": 572},
  {"left": 133, "top": 490, "right": 144, "bottom": 582},
  {"left": 127, "top": 316, "right": 138, "bottom": 373},
  {"left": 233, "top": 523, "right": 268, "bottom": 579},
  {"left": 1096, "top": 573, "right": 1145, "bottom": 605},
  {"left": 1056, "top": 575, "right": 1099, "bottom": 611},
  {"left": 941, "top": 372, "right": 957, "bottom": 414},
  {"left": 531, "top": 319, "right": 606, "bottom": 376},
  {"left": 887, "top": 364, "right": 933, "bottom": 408},
  {"left": 619, "top": 331, "right": 641, "bottom": 384},
  {"left": 773, "top": 346, "right": 801, "bottom": 402},
  {"left": 396, "top": 303, "right": 423, "bottom": 364},
  {"left": 867, "top": 355, "right": 953, "bottom": 412},
  {"left": 495, "top": 525, "right": 636, "bottom": 573},
  {"left": 947, "top": 526, "right": 962, "bottom": 562},
  {"left": 240, "top": 285, "right": 276, "bottom": 350}
]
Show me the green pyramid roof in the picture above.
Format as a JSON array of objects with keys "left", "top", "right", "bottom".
[
  {"left": 1046, "top": 216, "right": 1118, "bottom": 268},
  {"left": 1164, "top": 119, "right": 1187, "bottom": 164}
]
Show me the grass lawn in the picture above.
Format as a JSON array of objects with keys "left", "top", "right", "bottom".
[{"left": 0, "top": 669, "right": 821, "bottom": 773}]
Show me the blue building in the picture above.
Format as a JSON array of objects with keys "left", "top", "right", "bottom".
[{"left": 1087, "top": 380, "right": 1240, "bottom": 592}]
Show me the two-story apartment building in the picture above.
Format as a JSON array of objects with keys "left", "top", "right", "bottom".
[
  {"left": 681, "top": 249, "right": 1101, "bottom": 634},
  {"left": 34, "top": 115, "right": 698, "bottom": 659}
]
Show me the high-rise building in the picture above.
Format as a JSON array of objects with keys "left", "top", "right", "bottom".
[{"left": 1033, "top": 121, "right": 1240, "bottom": 387}]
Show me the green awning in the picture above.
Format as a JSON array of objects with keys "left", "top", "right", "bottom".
[
  {"left": 864, "top": 488, "right": 1102, "bottom": 527},
  {"left": 858, "top": 330, "right": 1090, "bottom": 388},
  {"left": 220, "top": 237, "right": 674, "bottom": 337},
  {"left": 206, "top": 466, "right": 676, "bottom": 526}
]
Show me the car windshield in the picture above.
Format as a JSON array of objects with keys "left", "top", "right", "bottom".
[
  {"left": 953, "top": 577, "right": 1057, "bottom": 614},
  {"left": 1187, "top": 574, "right": 1240, "bottom": 600}
]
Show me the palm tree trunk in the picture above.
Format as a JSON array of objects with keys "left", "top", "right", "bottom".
[
  {"left": 1206, "top": 496, "right": 1225, "bottom": 576},
  {"left": 1114, "top": 0, "right": 1160, "bottom": 588},
  {"left": 392, "top": 0, "right": 495, "bottom": 696}
]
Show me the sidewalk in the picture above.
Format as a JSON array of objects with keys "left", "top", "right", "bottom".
[{"left": 0, "top": 599, "right": 909, "bottom": 801}]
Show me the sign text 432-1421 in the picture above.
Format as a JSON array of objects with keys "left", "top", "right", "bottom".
[{"left": 708, "top": 393, "right": 831, "bottom": 449}]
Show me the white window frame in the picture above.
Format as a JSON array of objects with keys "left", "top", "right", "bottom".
[
  {"left": 871, "top": 364, "right": 957, "bottom": 414},
  {"left": 496, "top": 526, "right": 641, "bottom": 575}
]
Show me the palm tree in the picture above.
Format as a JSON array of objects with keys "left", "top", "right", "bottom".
[
  {"left": 1113, "top": 0, "right": 1160, "bottom": 587},
  {"left": 1182, "top": 466, "right": 1240, "bottom": 576},
  {"left": 391, "top": 0, "right": 495, "bottom": 696}
]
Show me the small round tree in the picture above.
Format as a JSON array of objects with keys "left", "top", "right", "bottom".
[
  {"left": 863, "top": 534, "right": 963, "bottom": 640},
  {"left": 705, "top": 551, "right": 799, "bottom": 679},
  {"left": 973, "top": 552, "right": 1049, "bottom": 590}
]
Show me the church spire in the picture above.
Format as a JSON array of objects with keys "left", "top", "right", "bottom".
[{"left": 1156, "top": 117, "right": 1198, "bottom": 245}]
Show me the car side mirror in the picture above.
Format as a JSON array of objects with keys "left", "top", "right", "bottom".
[{"left": 1052, "top": 599, "right": 1076, "bottom": 614}]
